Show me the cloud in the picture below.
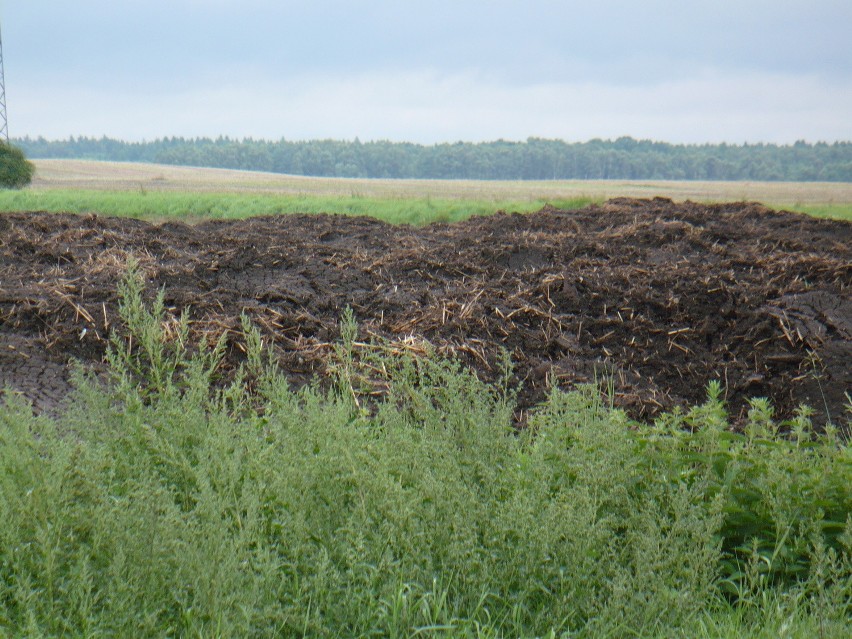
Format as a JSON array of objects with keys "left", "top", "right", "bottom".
[
  {"left": 14, "top": 68, "right": 852, "bottom": 144},
  {"left": 7, "top": 2, "right": 852, "bottom": 145}
]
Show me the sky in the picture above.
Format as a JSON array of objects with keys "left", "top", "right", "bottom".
[{"left": 3, "top": 0, "right": 851, "bottom": 144}]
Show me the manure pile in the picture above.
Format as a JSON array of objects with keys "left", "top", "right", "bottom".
[{"left": 1, "top": 198, "right": 849, "bottom": 425}]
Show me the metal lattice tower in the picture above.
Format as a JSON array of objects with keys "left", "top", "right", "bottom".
[{"left": 0, "top": 24, "right": 8, "bottom": 143}]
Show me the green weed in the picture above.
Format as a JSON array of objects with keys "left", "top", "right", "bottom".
[{"left": 0, "top": 273, "right": 848, "bottom": 637}]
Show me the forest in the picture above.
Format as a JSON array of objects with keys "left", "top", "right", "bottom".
[{"left": 14, "top": 135, "right": 852, "bottom": 182}]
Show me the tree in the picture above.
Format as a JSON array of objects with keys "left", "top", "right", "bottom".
[
  {"left": 12, "top": 136, "right": 852, "bottom": 182},
  {"left": 0, "top": 142, "right": 34, "bottom": 188}
]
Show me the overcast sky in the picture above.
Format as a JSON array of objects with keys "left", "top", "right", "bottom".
[{"left": 3, "top": 0, "right": 851, "bottom": 144}]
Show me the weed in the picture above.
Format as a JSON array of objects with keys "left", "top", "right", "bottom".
[{"left": 0, "top": 272, "right": 848, "bottom": 637}]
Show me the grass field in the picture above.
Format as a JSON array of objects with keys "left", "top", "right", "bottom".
[{"left": 1, "top": 159, "right": 849, "bottom": 223}]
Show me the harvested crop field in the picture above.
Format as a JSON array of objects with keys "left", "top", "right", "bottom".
[{"left": 1, "top": 197, "right": 850, "bottom": 426}]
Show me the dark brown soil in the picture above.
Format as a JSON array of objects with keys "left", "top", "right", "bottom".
[{"left": 1, "top": 198, "right": 850, "bottom": 427}]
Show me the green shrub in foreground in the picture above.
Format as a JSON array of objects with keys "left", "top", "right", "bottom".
[
  {"left": 0, "top": 143, "right": 34, "bottom": 189},
  {"left": 0, "top": 271, "right": 849, "bottom": 638}
]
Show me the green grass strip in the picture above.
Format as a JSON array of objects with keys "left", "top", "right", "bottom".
[
  {"left": 2, "top": 188, "right": 850, "bottom": 224},
  {"left": 786, "top": 203, "right": 852, "bottom": 221},
  {"left": 0, "top": 189, "right": 598, "bottom": 225}
]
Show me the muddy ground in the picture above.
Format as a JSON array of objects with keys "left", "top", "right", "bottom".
[{"left": 0, "top": 198, "right": 849, "bottom": 427}]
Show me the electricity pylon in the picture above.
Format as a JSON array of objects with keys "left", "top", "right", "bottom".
[{"left": 0, "top": 24, "right": 9, "bottom": 143}]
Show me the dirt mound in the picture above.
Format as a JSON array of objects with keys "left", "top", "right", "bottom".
[{"left": 1, "top": 198, "right": 850, "bottom": 426}]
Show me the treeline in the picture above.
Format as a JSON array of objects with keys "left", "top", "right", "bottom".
[{"left": 14, "top": 135, "right": 852, "bottom": 181}]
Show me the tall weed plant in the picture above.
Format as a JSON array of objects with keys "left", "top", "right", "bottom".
[{"left": 0, "top": 271, "right": 849, "bottom": 637}]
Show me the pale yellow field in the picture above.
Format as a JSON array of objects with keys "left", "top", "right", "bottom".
[{"left": 31, "top": 159, "right": 852, "bottom": 208}]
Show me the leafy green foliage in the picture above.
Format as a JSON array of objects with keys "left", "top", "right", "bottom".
[
  {"left": 0, "top": 273, "right": 849, "bottom": 637},
  {"left": 647, "top": 389, "right": 851, "bottom": 597},
  {"left": 0, "top": 143, "right": 34, "bottom": 189}
]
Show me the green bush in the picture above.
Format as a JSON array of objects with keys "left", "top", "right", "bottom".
[
  {"left": 0, "top": 269, "right": 849, "bottom": 637},
  {"left": 0, "top": 142, "right": 34, "bottom": 189}
]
